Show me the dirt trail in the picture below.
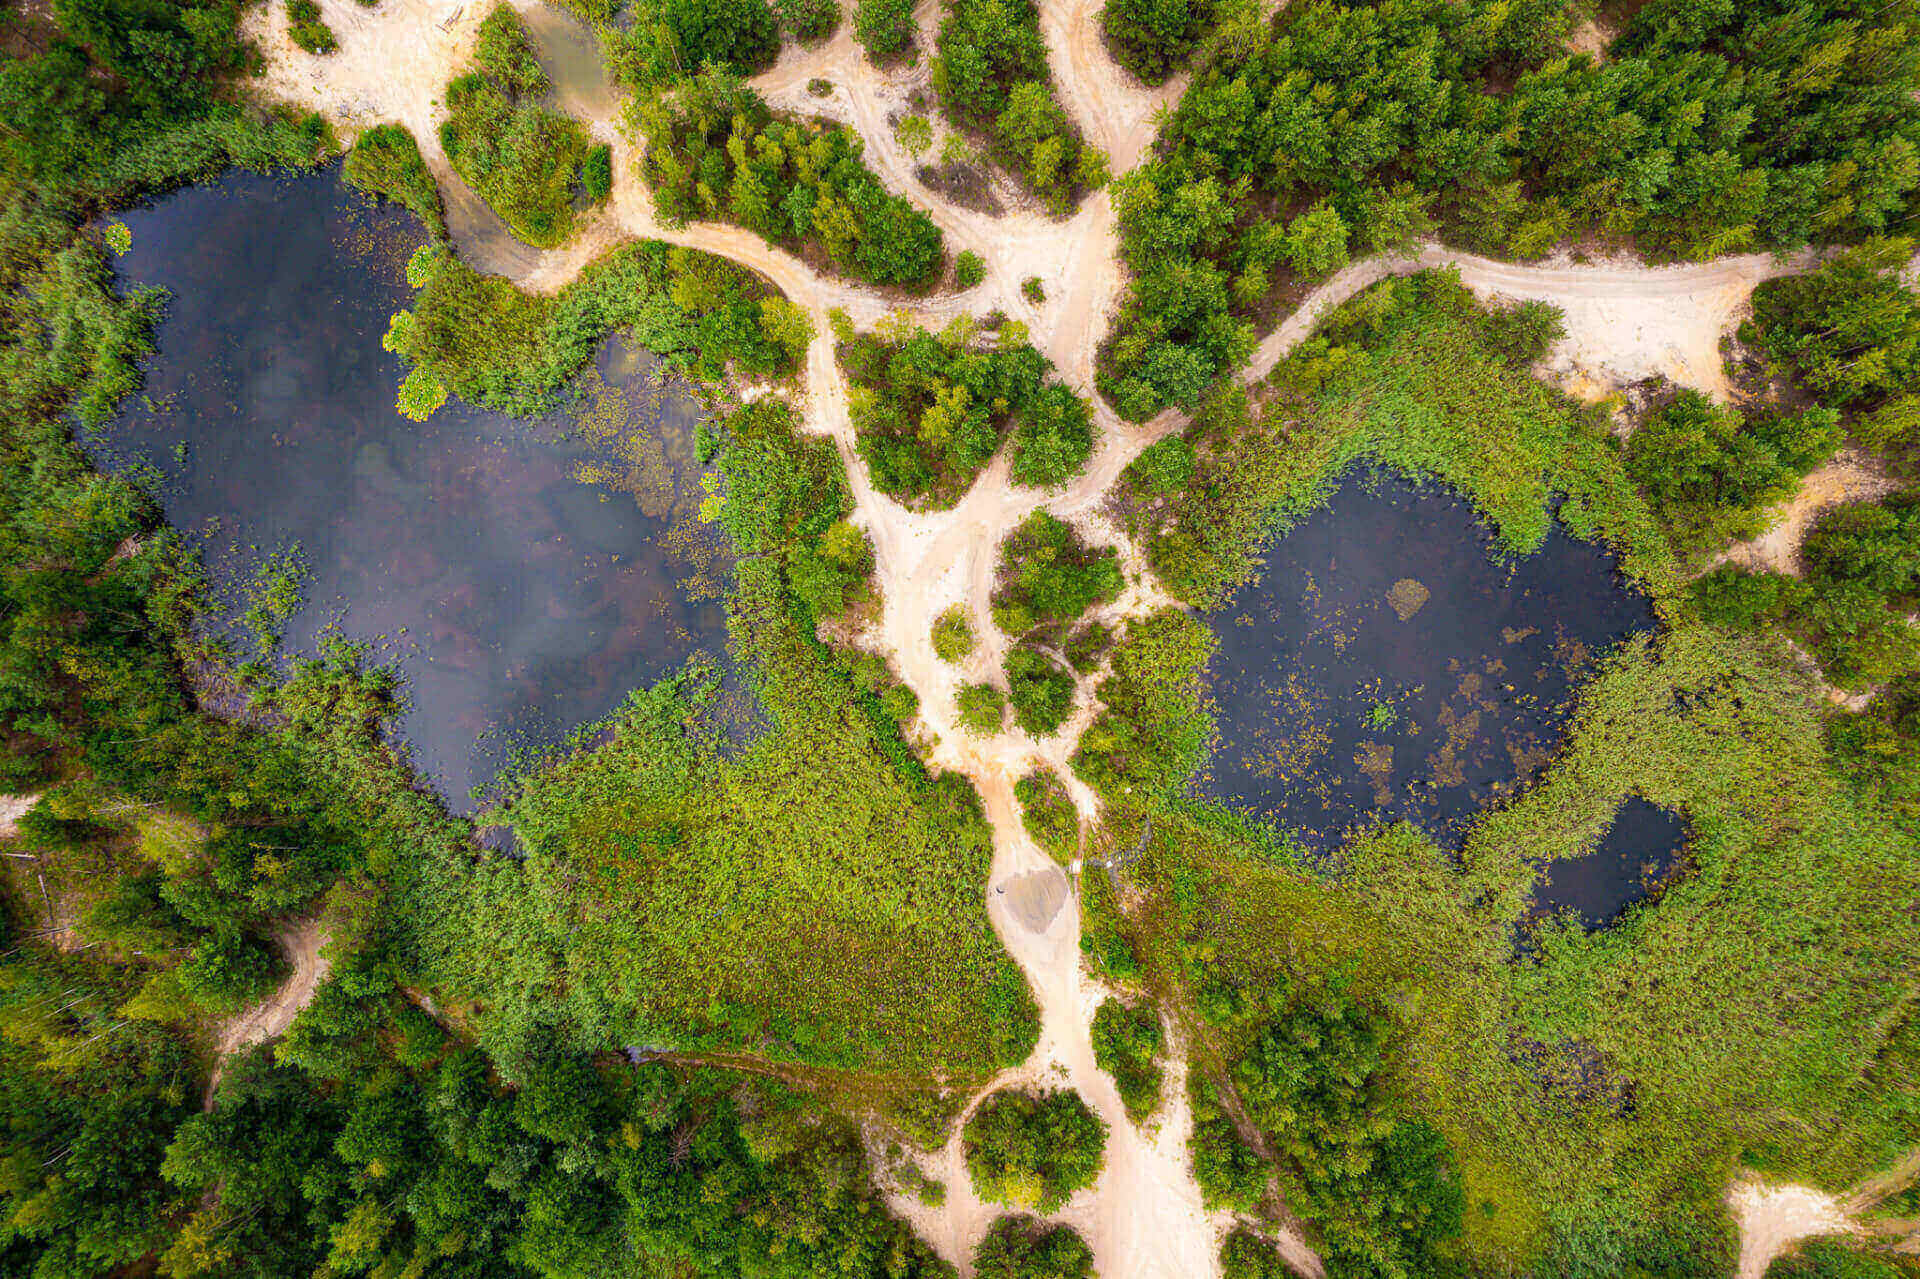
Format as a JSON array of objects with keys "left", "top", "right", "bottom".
[
  {"left": 1731, "top": 1181, "right": 1853, "bottom": 1279},
  {"left": 240, "top": 3, "right": 1862, "bottom": 1272},
  {"left": 205, "top": 916, "right": 331, "bottom": 1105}
]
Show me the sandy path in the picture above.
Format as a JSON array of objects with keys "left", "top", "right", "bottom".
[
  {"left": 236, "top": 4, "right": 1878, "bottom": 1273},
  {"left": 205, "top": 915, "right": 332, "bottom": 1105},
  {"left": 1731, "top": 1181, "right": 1854, "bottom": 1279}
]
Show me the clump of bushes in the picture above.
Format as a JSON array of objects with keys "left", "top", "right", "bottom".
[
  {"left": 773, "top": 0, "right": 839, "bottom": 42},
  {"left": 1100, "top": 0, "right": 1214, "bottom": 83},
  {"left": 604, "top": 0, "right": 780, "bottom": 85},
  {"left": 1021, "top": 275, "right": 1045, "bottom": 303},
  {"left": 1089, "top": 998, "right": 1164, "bottom": 1121},
  {"left": 963, "top": 1088, "right": 1107, "bottom": 1212},
  {"left": 932, "top": 0, "right": 1109, "bottom": 213},
  {"left": 854, "top": 0, "right": 917, "bottom": 62},
  {"left": 838, "top": 315, "right": 1094, "bottom": 507},
  {"left": 287, "top": 0, "right": 337, "bottom": 53},
  {"left": 991, "top": 511, "right": 1122, "bottom": 637},
  {"left": 640, "top": 71, "right": 944, "bottom": 289},
  {"left": 343, "top": 124, "right": 444, "bottom": 237},
  {"left": 932, "top": 605, "right": 975, "bottom": 661},
  {"left": 1004, "top": 643, "right": 1075, "bottom": 735},
  {"left": 974, "top": 1215, "right": 1095, "bottom": 1279},
  {"left": 1014, "top": 768, "right": 1077, "bottom": 860},
  {"left": 580, "top": 143, "right": 612, "bottom": 202},
  {"left": 1695, "top": 495, "right": 1920, "bottom": 687},
  {"left": 474, "top": 2, "right": 548, "bottom": 96},
  {"left": 957, "top": 682, "right": 1006, "bottom": 734},
  {"left": 440, "top": 11, "right": 593, "bottom": 247},
  {"left": 956, "top": 249, "right": 986, "bottom": 288},
  {"left": 1625, "top": 388, "right": 1842, "bottom": 559}
]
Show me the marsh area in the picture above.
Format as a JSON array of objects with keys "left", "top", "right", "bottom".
[
  {"left": 87, "top": 166, "right": 727, "bottom": 806},
  {"left": 1198, "top": 471, "right": 1660, "bottom": 854}
]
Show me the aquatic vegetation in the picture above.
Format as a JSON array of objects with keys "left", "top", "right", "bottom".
[{"left": 343, "top": 123, "right": 445, "bottom": 237}]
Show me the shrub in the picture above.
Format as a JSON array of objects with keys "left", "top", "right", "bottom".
[
  {"left": 957, "top": 682, "right": 1006, "bottom": 734},
  {"left": 1691, "top": 566, "right": 1809, "bottom": 631},
  {"left": 1090, "top": 999, "right": 1164, "bottom": 1121},
  {"left": 580, "top": 143, "right": 612, "bottom": 202},
  {"left": 1004, "top": 644, "right": 1075, "bottom": 736},
  {"left": 1009, "top": 383, "right": 1095, "bottom": 488},
  {"left": 807, "top": 76, "right": 834, "bottom": 96},
  {"left": 1021, "top": 275, "right": 1045, "bottom": 303},
  {"left": 992, "top": 512, "right": 1122, "bottom": 635},
  {"left": 1219, "top": 1228, "right": 1290, "bottom": 1279},
  {"left": 973, "top": 1216, "right": 1095, "bottom": 1279},
  {"left": 287, "top": 0, "right": 337, "bottom": 53},
  {"left": 1766, "top": 1238, "right": 1911, "bottom": 1279},
  {"left": 854, "top": 0, "right": 916, "bottom": 60},
  {"left": 474, "top": 3, "right": 549, "bottom": 97},
  {"left": 1014, "top": 769, "right": 1077, "bottom": 859},
  {"left": 343, "top": 124, "right": 445, "bottom": 237},
  {"left": 956, "top": 250, "right": 985, "bottom": 288},
  {"left": 932, "top": 605, "right": 975, "bottom": 661},
  {"left": 963, "top": 1089, "right": 1107, "bottom": 1212},
  {"left": 895, "top": 114, "right": 934, "bottom": 155}
]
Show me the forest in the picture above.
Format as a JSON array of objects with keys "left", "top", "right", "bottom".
[{"left": 1098, "top": 0, "right": 1920, "bottom": 419}]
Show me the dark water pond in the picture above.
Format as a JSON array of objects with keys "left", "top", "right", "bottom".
[
  {"left": 1531, "top": 797, "right": 1688, "bottom": 929},
  {"left": 88, "top": 165, "right": 727, "bottom": 807},
  {"left": 1198, "top": 471, "right": 1658, "bottom": 853}
]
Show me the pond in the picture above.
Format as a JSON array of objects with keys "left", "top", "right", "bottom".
[
  {"left": 1197, "top": 470, "right": 1658, "bottom": 853},
  {"left": 1531, "top": 797, "right": 1688, "bottom": 929},
  {"left": 88, "top": 165, "right": 728, "bottom": 808}
]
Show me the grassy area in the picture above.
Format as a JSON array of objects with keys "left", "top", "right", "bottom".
[
  {"left": 1087, "top": 272, "right": 1920, "bottom": 1274},
  {"left": 450, "top": 406, "right": 1038, "bottom": 1079}
]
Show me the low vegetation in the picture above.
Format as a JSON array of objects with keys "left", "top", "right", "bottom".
[
  {"left": 1004, "top": 643, "right": 1076, "bottom": 736},
  {"left": 342, "top": 123, "right": 445, "bottom": 237},
  {"left": 386, "top": 240, "right": 803, "bottom": 415},
  {"left": 639, "top": 70, "right": 945, "bottom": 289},
  {"left": 963, "top": 1088, "right": 1108, "bottom": 1212},
  {"left": 287, "top": 0, "right": 338, "bottom": 53},
  {"left": 605, "top": 0, "right": 781, "bottom": 85}
]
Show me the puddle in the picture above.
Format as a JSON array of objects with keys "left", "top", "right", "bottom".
[{"left": 1531, "top": 797, "right": 1688, "bottom": 929}]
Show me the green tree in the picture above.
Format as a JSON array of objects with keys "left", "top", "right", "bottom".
[{"left": 963, "top": 1089, "right": 1107, "bottom": 1212}]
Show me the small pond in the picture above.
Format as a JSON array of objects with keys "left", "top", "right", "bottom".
[
  {"left": 1197, "top": 470, "right": 1658, "bottom": 852},
  {"left": 87, "top": 165, "right": 728, "bottom": 808},
  {"left": 1531, "top": 797, "right": 1688, "bottom": 929}
]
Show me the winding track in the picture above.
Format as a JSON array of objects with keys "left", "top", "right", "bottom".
[{"left": 236, "top": 1, "right": 1852, "bottom": 1271}]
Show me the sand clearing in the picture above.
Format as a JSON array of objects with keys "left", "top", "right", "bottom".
[{"left": 234, "top": 3, "right": 1882, "bottom": 1270}]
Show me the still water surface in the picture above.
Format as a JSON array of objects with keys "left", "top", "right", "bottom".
[
  {"left": 1198, "top": 471, "right": 1659, "bottom": 853},
  {"left": 89, "top": 166, "right": 727, "bottom": 807},
  {"left": 1532, "top": 797, "right": 1688, "bottom": 929}
]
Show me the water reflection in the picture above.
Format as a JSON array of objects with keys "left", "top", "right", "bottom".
[
  {"left": 1198, "top": 471, "right": 1658, "bottom": 853},
  {"left": 87, "top": 164, "right": 729, "bottom": 808}
]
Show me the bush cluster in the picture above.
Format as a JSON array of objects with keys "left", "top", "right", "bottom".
[{"left": 640, "top": 70, "right": 945, "bottom": 289}]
